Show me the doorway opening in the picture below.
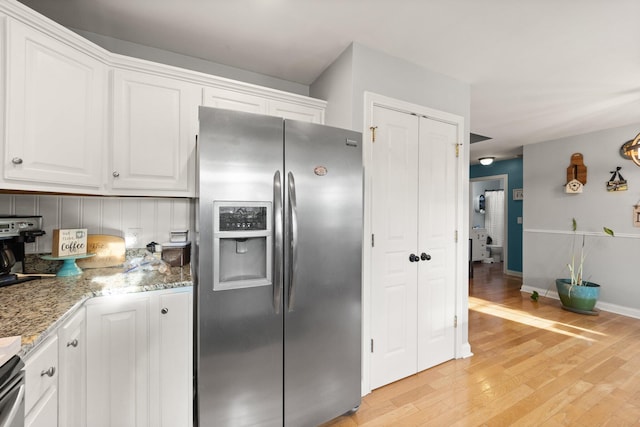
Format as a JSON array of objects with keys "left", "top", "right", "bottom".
[{"left": 470, "top": 175, "right": 508, "bottom": 275}]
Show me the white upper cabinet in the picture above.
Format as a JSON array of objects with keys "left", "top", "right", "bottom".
[
  {"left": 109, "top": 69, "right": 199, "bottom": 196},
  {"left": 203, "top": 85, "right": 325, "bottom": 123},
  {"left": 4, "top": 17, "right": 106, "bottom": 193},
  {"left": 0, "top": 1, "right": 325, "bottom": 196},
  {"left": 202, "top": 86, "right": 268, "bottom": 114},
  {"left": 268, "top": 98, "right": 324, "bottom": 123}
]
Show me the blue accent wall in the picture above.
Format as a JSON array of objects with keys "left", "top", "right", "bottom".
[{"left": 470, "top": 158, "right": 523, "bottom": 273}]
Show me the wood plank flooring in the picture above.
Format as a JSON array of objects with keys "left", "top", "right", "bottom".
[{"left": 323, "top": 262, "right": 640, "bottom": 426}]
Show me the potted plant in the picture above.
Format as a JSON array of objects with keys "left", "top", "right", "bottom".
[{"left": 555, "top": 218, "right": 614, "bottom": 315}]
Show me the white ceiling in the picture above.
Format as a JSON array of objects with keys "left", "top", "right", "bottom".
[{"left": 17, "top": 0, "right": 640, "bottom": 164}]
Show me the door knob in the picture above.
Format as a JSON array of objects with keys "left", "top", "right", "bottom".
[
  {"left": 421, "top": 253, "right": 431, "bottom": 261},
  {"left": 409, "top": 254, "right": 420, "bottom": 262}
]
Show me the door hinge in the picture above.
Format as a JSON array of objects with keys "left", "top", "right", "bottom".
[
  {"left": 455, "top": 230, "right": 458, "bottom": 242},
  {"left": 454, "top": 315, "right": 458, "bottom": 328},
  {"left": 371, "top": 234, "right": 375, "bottom": 247},
  {"left": 371, "top": 339, "right": 374, "bottom": 353},
  {"left": 370, "top": 126, "right": 378, "bottom": 143},
  {"left": 455, "top": 143, "right": 461, "bottom": 158}
]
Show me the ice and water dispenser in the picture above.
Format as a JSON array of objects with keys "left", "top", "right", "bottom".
[{"left": 213, "top": 202, "right": 272, "bottom": 291}]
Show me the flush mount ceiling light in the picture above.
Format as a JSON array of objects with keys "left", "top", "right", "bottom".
[
  {"left": 479, "top": 157, "right": 495, "bottom": 166},
  {"left": 620, "top": 132, "right": 640, "bottom": 166}
]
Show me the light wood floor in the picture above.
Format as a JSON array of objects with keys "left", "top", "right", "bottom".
[{"left": 323, "top": 262, "right": 640, "bottom": 426}]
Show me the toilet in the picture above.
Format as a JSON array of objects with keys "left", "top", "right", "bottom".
[{"left": 487, "top": 245, "right": 502, "bottom": 262}]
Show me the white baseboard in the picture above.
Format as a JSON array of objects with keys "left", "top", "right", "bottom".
[{"left": 520, "top": 284, "right": 640, "bottom": 320}]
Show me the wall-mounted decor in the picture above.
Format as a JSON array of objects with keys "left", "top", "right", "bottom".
[
  {"left": 606, "top": 166, "right": 628, "bottom": 192},
  {"left": 634, "top": 205, "right": 640, "bottom": 227},
  {"left": 565, "top": 153, "right": 587, "bottom": 194},
  {"left": 513, "top": 188, "right": 523, "bottom": 200},
  {"left": 620, "top": 132, "right": 640, "bottom": 166}
]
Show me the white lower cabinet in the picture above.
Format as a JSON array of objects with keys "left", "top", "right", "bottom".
[
  {"left": 57, "top": 307, "right": 86, "bottom": 427},
  {"left": 24, "top": 335, "right": 58, "bottom": 427},
  {"left": 86, "top": 288, "right": 193, "bottom": 427}
]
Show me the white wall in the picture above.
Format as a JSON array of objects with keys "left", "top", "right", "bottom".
[
  {"left": 523, "top": 122, "right": 640, "bottom": 317},
  {"left": 311, "top": 42, "right": 470, "bottom": 139},
  {"left": 0, "top": 194, "right": 192, "bottom": 253}
]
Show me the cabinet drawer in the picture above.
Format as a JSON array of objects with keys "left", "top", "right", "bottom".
[{"left": 24, "top": 335, "right": 58, "bottom": 414}]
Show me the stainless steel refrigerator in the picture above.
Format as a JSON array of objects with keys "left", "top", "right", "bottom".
[{"left": 195, "top": 106, "right": 362, "bottom": 427}]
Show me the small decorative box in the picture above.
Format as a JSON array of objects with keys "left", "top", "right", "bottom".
[{"left": 51, "top": 228, "right": 88, "bottom": 257}]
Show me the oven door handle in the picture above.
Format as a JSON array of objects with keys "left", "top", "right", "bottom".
[{"left": 0, "top": 382, "right": 24, "bottom": 427}]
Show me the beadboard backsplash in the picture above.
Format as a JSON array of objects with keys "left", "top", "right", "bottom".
[{"left": 0, "top": 194, "right": 193, "bottom": 254}]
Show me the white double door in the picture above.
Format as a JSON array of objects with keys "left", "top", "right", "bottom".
[{"left": 370, "top": 105, "right": 459, "bottom": 389}]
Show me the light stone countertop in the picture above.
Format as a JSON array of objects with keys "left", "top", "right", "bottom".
[{"left": 0, "top": 265, "right": 192, "bottom": 357}]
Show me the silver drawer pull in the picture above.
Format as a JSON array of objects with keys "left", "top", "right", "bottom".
[
  {"left": 112, "top": 171, "right": 120, "bottom": 178},
  {"left": 11, "top": 157, "right": 23, "bottom": 165},
  {"left": 67, "top": 339, "right": 78, "bottom": 347},
  {"left": 161, "top": 308, "right": 169, "bottom": 314},
  {"left": 40, "top": 367, "right": 55, "bottom": 377}
]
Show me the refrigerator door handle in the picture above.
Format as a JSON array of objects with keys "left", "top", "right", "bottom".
[
  {"left": 273, "top": 170, "right": 283, "bottom": 314},
  {"left": 287, "top": 171, "right": 298, "bottom": 312}
]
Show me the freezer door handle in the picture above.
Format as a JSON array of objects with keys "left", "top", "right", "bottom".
[
  {"left": 287, "top": 171, "right": 298, "bottom": 312},
  {"left": 273, "top": 170, "right": 283, "bottom": 314}
]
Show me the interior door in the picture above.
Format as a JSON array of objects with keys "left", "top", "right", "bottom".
[
  {"left": 370, "top": 106, "right": 459, "bottom": 389},
  {"left": 417, "top": 117, "right": 458, "bottom": 370},
  {"left": 370, "top": 106, "right": 419, "bottom": 389}
]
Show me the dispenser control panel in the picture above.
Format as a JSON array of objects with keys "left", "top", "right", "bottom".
[
  {"left": 218, "top": 206, "right": 267, "bottom": 231},
  {"left": 213, "top": 201, "right": 272, "bottom": 291}
]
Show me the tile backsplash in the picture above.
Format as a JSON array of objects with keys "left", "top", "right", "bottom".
[{"left": 0, "top": 194, "right": 193, "bottom": 254}]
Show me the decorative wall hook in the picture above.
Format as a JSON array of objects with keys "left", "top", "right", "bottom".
[{"left": 565, "top": 153, "right": 587, "bottom": 193}]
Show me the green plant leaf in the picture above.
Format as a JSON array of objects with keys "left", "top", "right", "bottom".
[
  {"left": 603, "top": 227, "right": 614, "bottom": 237},
  {"left": 572, "top": 218, "right": 577, "bottom": 232},
  {"left": 531, "top": 291, "right": 539, "bottom": 302}
]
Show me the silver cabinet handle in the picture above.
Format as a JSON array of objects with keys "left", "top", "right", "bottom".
[
  {"left": 40, "top": 367, "right": 55, "bottom": 377},
  {"left": 273, "top": 170, "right": 283, "bottom": 314},
  {"left": 67, "top": 339, "right": 78, "bottom": 347},
  {"left": 11, "top": 157, "right": 23, "bottom": 165},
  {"left": 287, "top": 171, "right": 298, "bottom": 312},
  {"left": 161, "top": 308, "right": 168, "bottom": 314},
  {"left": 112, "top": 171, "right": 120, "bottom": 177}
]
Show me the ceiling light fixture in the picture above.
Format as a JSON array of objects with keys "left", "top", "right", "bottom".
[
  {"left": 479, "top": 157, "right": 495, "bottom": 166},
  {"left": 620, "top": 132, "right": 640, "bottom": 166}
]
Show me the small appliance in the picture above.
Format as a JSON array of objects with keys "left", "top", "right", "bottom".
[{"left": 0, "top": 216, "right": 45, "bottom": 287}]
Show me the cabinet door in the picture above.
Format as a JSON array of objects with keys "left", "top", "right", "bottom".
[
  {"left": 24, "top": 335, "right": 58, "bottom": 427},
  {"left": 111, "top": 69, "right": 198, "bottom": 195},
  {"left": 5, "top": 18, "right": 105, "bottom": 191},
  {"left": 268, "top": 99, "right": 324, "bottom": 123},
  {"left": 86, "top": 294, "right": 150, "bottom": 427},
  {"left": 58, "top": 307, "right": 86, "bottom": 427},
  {"left": 202, "top": 86, "right": 267, "bottom": 114},
  {"left": 150, "top": 290, "right": 193, "bottom": 427},
  {"left": 25, "top": 387, "right": 57, "bottom": 427}
]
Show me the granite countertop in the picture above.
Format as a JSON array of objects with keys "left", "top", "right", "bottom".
[{"left": 0, "top": 265, "right": 192, "bottom": 357}]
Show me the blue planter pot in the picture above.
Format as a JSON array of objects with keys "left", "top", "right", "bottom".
[{"left": 555, "top": 278, "right": 600, "bottom": 314}]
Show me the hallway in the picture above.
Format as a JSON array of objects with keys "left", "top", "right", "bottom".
[{"left": 324, "top": 262, "right": 640, "bottom": 426}]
